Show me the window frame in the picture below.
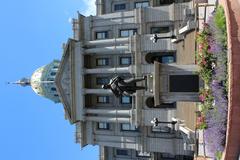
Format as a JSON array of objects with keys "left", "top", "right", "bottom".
[
  {"left": 97, "top": 96, "right": 110, "bottom": 103},
  {"left": 121, "top": 123, "right": 136, "bottom": 131},
  {"left": 119, "top": 29, "right": 137, "bottom": 37},
  {"left": 96, "top": 31, "right": 108, "bottom": 40},
  {"left": 119, "top": 57, "right": 131, "bottom": 65},
  {"left": 135, "top": 1, "right": 150, "bottom": 8},
  {"left": 120, "top": 96, "right": 132, "bottom": 104},
  {"left": 96, "top": 58, "right": 109, "bottom": 66},
  {"left": 98, "top": 122, "right": 110, "bottom": 130},
  {"left": 114, "top": 3, "right": 126, "bottom": 11}
]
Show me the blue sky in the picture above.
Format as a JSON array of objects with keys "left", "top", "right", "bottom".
[{"left": 0, "top": 0, "right": 98, "bottom": 159}]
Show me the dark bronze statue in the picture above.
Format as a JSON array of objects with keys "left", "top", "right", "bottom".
[{"left": 102, "top": 76, "right": 146, "bottom": 97}]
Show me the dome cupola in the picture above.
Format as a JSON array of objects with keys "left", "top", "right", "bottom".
[
  {"left": 13, "top": 60, "right": 61, "bottom": 103},
  {"left": 30, "top": 60, "right": 61, "bottom": 103}
]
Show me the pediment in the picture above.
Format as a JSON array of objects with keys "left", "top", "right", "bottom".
[{"left": 56, "top": 39, "right": 76, "bottom": 123}]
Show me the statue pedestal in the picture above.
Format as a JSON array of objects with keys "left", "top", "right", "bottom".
[{"left": 153, "top": 61, "right": 200, "bottom": 106}]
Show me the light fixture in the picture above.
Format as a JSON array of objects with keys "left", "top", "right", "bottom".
[{"left": 150, "top": 34, "right": 177, "bottom": 43}]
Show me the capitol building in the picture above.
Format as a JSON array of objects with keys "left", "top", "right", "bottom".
[{"left": 16, "top": 0, "right": 201, "bottom": 159}]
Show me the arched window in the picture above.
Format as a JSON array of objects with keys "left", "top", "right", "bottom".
[{"left": 146, "top": 97, "right": 155, "bottom": 108}]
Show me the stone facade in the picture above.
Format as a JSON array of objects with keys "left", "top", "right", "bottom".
[{"left": 54, "top": 0, "right": 199, "bottom": 160}]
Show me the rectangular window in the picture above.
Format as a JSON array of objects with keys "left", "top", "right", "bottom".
[
  {"left": 114, "top": 4, "right": 126, "bottom": 11},
  {"left": 96, "top": 77, "right": 109, "bottom": 85},
  {"left": 151, "top": 26, "right": 170, "bottom": 34},
  {"left": 135, "top": 1, "right": 149, "bottom": 8},
  {"left": 121, "top": 96, "right": 132, "bottom": 104},
  {"left": 96, "top": 31, "right": 108, "bottom": 39},
  {"left": 120, "top": 57, "right": 131, "bottom": 65},
  {"left": 120, "top": 29, "right": 137, "bottom": 37},
  {"left": 121, "top": 123, "right": 136, "bottom": 131},
  {"left": 96, "top": 58, "right": 109, "bottom": 66},
  {"left": 98, "top": 122, "right": 110, "bottom": 129},
  {"left": 116, "top": 149, "right": 128, "bottom": 156},
  {"left": 97, "top": 96, "right": 110, "bottom": 103}
]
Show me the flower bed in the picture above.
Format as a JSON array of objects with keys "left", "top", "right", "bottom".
[{"left": 196, "top": 6, "right": 228, "bottom": 159}]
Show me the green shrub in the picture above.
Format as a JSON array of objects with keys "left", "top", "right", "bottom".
[
  {"left": 216, "top": 151, "right": 222, "bottom": 160},
  {"left": 214, "top": 6, "right": 226, "bottom": 32},
  {"left": 214, "top": 6, "right": 227, "bottom": 47}
]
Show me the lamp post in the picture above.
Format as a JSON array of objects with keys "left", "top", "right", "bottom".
[
  {"left": 151, "top": 117, "right": 177, "bottom": 127},
  {"left": 150, "top": 34, "right": 177, "bottom": 43}
]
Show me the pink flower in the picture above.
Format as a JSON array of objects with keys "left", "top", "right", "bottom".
[
  {"left": 197, "top": 116, "right": 205, "bottom": 123},
  {"left": 199, "top": 94, "right": 205, "bottom": 102},
  {"left": 202, "top": 58, "right": 207, "bottom": 65}
]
